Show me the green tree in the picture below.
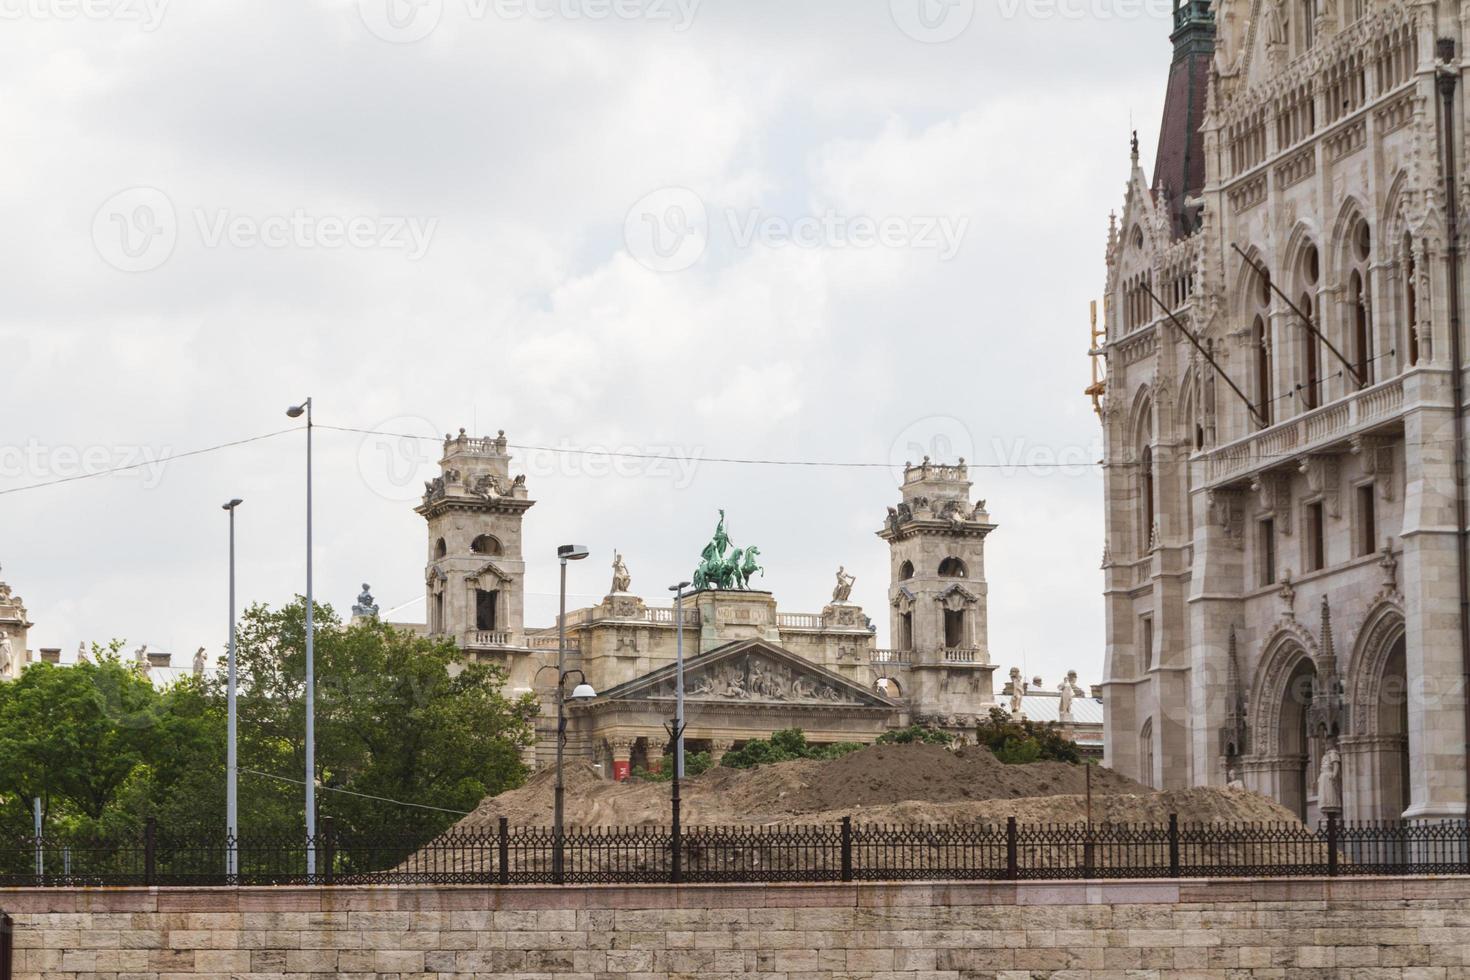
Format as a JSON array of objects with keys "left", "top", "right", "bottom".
[
  {"left": 974, "top": 707, "right": 1082, "bottom": 764},
  {"left": 230, "top": 598, "right": 538, "bottom": 843},
  {"left": 0, "top": 646, "right": 159, "bottom": 829},
  {"left": 876, "top": 724, "right": 955, "bottom": 746},
  {"left": 719, "top": 728, "right": 863, "bottom": 769}
]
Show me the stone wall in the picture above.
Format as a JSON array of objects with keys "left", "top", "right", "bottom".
[{"left": 4, "top": 876, "right": 1470, "bottom": 978}]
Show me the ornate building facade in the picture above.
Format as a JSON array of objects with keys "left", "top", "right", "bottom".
[
  {"left": 1098, "top": 0, "right": 1468, "bottom": 823},
  {"left": 403, "top": 431, "right": 1002, "bottom": 777}
]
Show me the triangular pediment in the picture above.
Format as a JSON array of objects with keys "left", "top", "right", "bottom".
[{"left": 595, "top": 639, "right": 893, "bottom": 709}]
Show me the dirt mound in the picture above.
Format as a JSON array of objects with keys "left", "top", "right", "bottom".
[{"left": 451, "top": 743, "right": 1292, "bottom": 830}]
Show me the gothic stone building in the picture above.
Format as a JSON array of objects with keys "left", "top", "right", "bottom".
[
  {"left": 406, "top": 431, "right": 999, "bottom": 776},
  {"left": 1099, "top": 0, "right": 1468, "bottom": 824}
]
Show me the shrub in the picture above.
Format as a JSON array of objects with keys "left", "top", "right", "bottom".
[{"left": 975, "top": 707, "right": 1081, "bottom": 764}]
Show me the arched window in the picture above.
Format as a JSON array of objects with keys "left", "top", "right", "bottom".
[
  {"left": 434, "top": 537, "right": 447, "bottom": 559},
  {"left": 937, "top": 557, "right": 968, "bottom": 578},
  {"left": 898, "top": 560, "right": 914, "bottom": 580},
  {"left": 1350, "top": 270, "right": 1371, "bottom": 386},
  {"left": 1300, "top": 292, "right": 1320, "bottom": 410},
  {"left": 1253, "top": 316, "right": 1272, "bottom": 428},
  {"left": 1403, "top": 233, "right": 1420, "bottom": 366},
  {"left": 470, "top": 534, "right": 502, "bottom": 556},
  {"left": 1140, "top": 445, "right": 1156, "bottom": 551}
]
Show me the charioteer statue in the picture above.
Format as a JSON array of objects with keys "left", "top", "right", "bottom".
[{"left": 692, "top": 509, "right": 765, "bottom": 590}]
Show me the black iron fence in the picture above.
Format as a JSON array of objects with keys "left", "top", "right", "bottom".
[{"left": 2, "top": 815, "right": 1466, "bottom": 888}]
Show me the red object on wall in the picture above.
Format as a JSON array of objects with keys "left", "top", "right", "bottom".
[{"left": 613, "top": 761, "right": 631, "bottom": 782}]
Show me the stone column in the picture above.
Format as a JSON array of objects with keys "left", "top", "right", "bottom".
[
  {"left": 709, "top": 739, "right": 735, "bottom": 766},
  {"left": 608, "top": 737, "right": 635, "bottom": 782},
  {"left": 644, "top": 740, "right": 666, "bottom": 775},
  {"left": 1188, "top": 486, "right": 1247, "bottom": 788}
]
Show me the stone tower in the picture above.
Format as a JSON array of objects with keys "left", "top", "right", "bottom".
[
  {"left": 877, "top": 459, "right": 998, "bottom": 722},
  {"left": 415, "top": 429, "right": 534, "bottom": 652}
]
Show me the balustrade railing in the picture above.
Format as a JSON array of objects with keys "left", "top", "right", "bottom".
[
  {"left": 1202, "top": 377, "right": 1404, "bottom": 485},
  {"left": 777, "top": 613, "right": 823, "bottom": 629}
]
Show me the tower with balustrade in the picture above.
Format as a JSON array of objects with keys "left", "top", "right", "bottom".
[{"left": 876, "top": 459, "right": 998, "bottom": 723}]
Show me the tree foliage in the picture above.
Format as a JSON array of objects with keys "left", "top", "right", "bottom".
[
  {"left": 719, "top": 728, "right": 863, "bottom": 769},
  {"left": 0, "top": 599, "right": 537, "bottom": 849},
  {"left": 875, "top": 724, "right": 955, "bottom": 746},
  {"left": 974, "top": 707, "right": 1082, "bottom": 764}
]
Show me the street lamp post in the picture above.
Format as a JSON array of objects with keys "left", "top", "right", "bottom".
[
  {"left": 553, "top": 544, "right": 590, "bottom": 883},
  {"left": 667, "top": 581, "right": 692, "bottom": 778},
  {"left": 222, "top": 497, "right": 243, "bottom": 879},
  {"left": 285, "top": 398, "right": 315, "bottom": 876}
]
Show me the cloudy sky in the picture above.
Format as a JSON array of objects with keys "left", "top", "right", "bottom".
[{"left": 0, "top": 0, "right": 1170, "bottom": 688}]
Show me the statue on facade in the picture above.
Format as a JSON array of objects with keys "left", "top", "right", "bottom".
[
  {"left": 1317, "top": 744, "right": 1343, "bottom": 814},
  {"left": 0, "top": 630, "right": 12, "bottom": 678},
  {"left": 1058, "top": 670, "right": 1084, "bottom": 720},
  {"left": 352, "top": 583, "right": 379, "bottom": 619},
  {"left": 76, "top": 641, "right": 89, "bottom": 665},
  {"left": 611, "top": 551, "right": 632, "bottom": 594},
  {"left": 693, "top": 511, "right": 764, "bottom": 590},
  {"left": 1008, "top": 666, "right": 1026, "bottom": 717},
  {"left": 135, "top": 644, "right": 151, "bottom": 676},
  {"left": 1226, "top": 766, "right": 1245, "bottom": 791},
  {"left": 192, "top": 647, "right": 207, "bottom": 679},
  {"left": 832, "top": 566, "right": 856, "bottom": 603}
]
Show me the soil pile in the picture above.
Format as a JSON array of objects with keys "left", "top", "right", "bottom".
[{"left": 449, "top": 742, "right": 1297, "bottom": 830}]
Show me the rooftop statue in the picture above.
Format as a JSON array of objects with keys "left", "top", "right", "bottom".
[
  {"left": 832, "top": 566, "right": 856, "bottom": 603},
  {"left": 611, "top": 551, "right": 632, "bottom": 594},
  {"left": 353, "top": 583, "right": 380, "bottom": 619},
  {"left": 693, "top": 510, "right": 764, "bottom": 590}
]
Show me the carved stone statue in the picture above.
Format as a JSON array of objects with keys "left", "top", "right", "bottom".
[
  {"left": 352, "top": 584, "right": 379, "bottom": 619},
  {"left": 1058, "top": 670, "right": 1084, "bottom": 719},
  {"left": 192, "top": 647, "right": 207, "bottom": 679},
  {"left": 611, "top": 551, "right": 632, "bottom": 594},
  {"left": 0, "top": 631, "right": 12, "bottom": 678},
  {"left": 1008, "top": 666, "right": 1026, "bottom": 717},
  {"left": 832, "top": 566, "right": 856, "bottom": 603},
  {"left": 76, "top": 641, "right": 89, "bottom": 665},
  {"left": 1317, "top": 745, "right": 1343, "bottom": 813},
  {"left": 1226, "top": 767, "right": 1245, "bottom": 791},
  {"left": 135, "top": 644, "right": 151, "bottom": 676}
]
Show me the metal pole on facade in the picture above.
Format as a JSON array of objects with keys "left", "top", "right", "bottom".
[
  {"left": 223, "top": 498, "right": 243, "bottom": 878},
  {"left": 286, "top": 398, "right": 315, "bottom": 876}
]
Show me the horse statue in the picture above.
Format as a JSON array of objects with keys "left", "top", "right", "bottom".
[{"left": 735, "top": 546, "right": 764, "bottom": 589}]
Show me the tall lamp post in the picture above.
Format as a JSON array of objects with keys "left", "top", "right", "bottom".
[
  {"left": 285, "top": 398, "right": 315, "bottom": 876},
  {"left": 222, "top": 497, "right": 243, "bottom": 878},
  {"left": 552, "top": 544, "right": 592, "bottom": 883},
  {"left": 667, "top": 580, "right": 692, "bottom": 778}
]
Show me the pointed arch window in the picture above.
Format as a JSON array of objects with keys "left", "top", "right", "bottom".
[{"left": 1140, "top": 445, "right": 1156, "bottom": 551}]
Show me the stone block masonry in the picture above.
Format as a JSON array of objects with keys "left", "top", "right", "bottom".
[{"left": 3, "top": 876, "right": 1470, "bottom": 978}]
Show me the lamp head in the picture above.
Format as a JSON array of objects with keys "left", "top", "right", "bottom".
[
  {"left": 557, "top": 544, "right": 590, "bottom": 561},
  {"left": 669, "top": 581, "right": 692, "bottom": 593},
  {"left": 569, "top": 681, "right": 597, "bottom": 701},
  {"left": 222, "top": 498, "right": 244, "bottom": 511},
  {"left": 286, "top": 404, "right": 306, "bottom": 418}
]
